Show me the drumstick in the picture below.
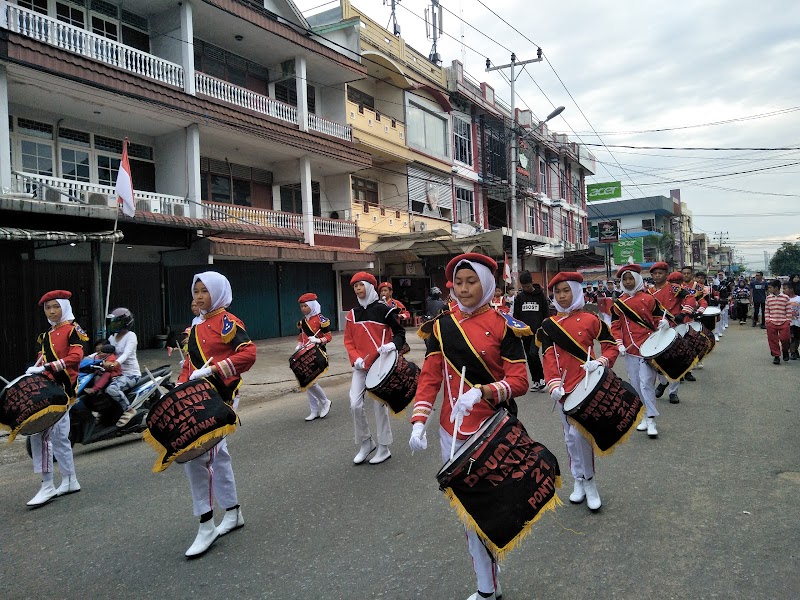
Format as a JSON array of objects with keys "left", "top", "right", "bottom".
[
  {"left": 583, "top": 347, "right": 591, "bottom": 391},
  {"left": 0, "top": 375, "right": 10, "bottom": 386},
  {"left": 449, "top": 366, "right": 468, "bottom": 462}
]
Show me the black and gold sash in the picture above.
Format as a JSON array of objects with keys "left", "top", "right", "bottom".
[
  {"left": 435, "top": 313, "right": 496, "bottom": 388},
  {"left": 613, "top": 297, "right": 656, "bottom": 332},
  {"left": 539, "top": 318, "right": 589, "bottom": 364}
]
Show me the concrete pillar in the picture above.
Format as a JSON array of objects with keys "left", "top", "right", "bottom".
[
  {"left": 295, "top": 56, "right": 308, "bottom": 132},
  {"left": 300, "top": 157, "right": 314, "bottom": 246},
  {"left": 180, "top": 1, "right": 195, "bottom": 95},
  {"left": 186, "top": 124, "right": 201, "bottom": 217},
  {"left": 0, "top": 66, "right": 11, "bottom": 191}
]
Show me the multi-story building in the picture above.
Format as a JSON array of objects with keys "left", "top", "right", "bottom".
[
  {"left": 0, "top": 0, "right": 375, "bottom": 373},
  {"left": 707, "top": 244, "right": 734, "bottom": 273}
]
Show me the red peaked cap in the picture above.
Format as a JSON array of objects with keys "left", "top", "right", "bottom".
[
  {"left": 445, "top": 253, "right": 498, "bottom": 282},
  {"left": 667, "top": 271, "right": 684, "bottom": 283},
  {"left": 39, "top": 289, "right": 72, "bottom": 305},
  {"left": 616, "top": 264, "right": 642, "bottom": 277},
  {"left": 377, "top": 282, "right": 392, "bottom": 291},
  {"left": 350, "top": 272, "right": 377, "bottom": 288},
  {"left": 650, "top": 261, "right": 670, "bottom": 272},
  {"left": 548, "top": 272, "right": 583, "bottom": 291},
  {"left": 298, "top": 292, "right": 317, "bottom": 303}
]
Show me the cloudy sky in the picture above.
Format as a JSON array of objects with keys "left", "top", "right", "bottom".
[{"left": 296, "top": 0, "right": 800, "bottom": 270}]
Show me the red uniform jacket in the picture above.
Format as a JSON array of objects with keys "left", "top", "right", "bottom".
[
  {"left": 297, "top": 314, "right": 333, "bottom": 346},
  {"left": 37, "top": 321, "right": 87, "bottom": 400},
  {"left": 344, "top": 300, "right": 405, "bottom": 370},
  {"left": 179, "top": 308, "right": 257, "bottom": 404},
  {"left": 650, "top": 283, "right": 694, "bottom": 324},
  {"left": 537, "top": 311, "right": 618, "bottom": 395},
  {"left": 611, "top": 292, "right": 669, "bottom": 357},
  {"left": 386, "top": 299, "right": 411, "bottom": 321},
  {"left": 411, "top": 306, "right": 529, "bottom": 439},
  {"left": 682, "top": 282, "right": 708, "bottom": 318}
]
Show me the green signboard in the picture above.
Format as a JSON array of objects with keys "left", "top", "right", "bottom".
[
  {"left": 586, "top": 181, "right": 622, "bottom": 201},
  {"left": 613, "top": 238, "right": 643, "bottom": 264}
]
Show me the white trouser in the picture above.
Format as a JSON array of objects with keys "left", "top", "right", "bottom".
[
  {"left": 349, "top": 368, "right": 392, "bottom": 446},
  {"left": 306, "top": 383, "right": 329, "bottom": 413},
  {"left": 30, "top": 408, "right": 75, "bottom": 477},
  {"left": 183, "top": 395, "right": 239, "bottom": 516},
  {"left": 624, "top": 354, "right": 659, "bottom": 418},
  {"left": 657, "top": 372, "right": 680, "bottom": 395},
  {"left": 559, "top": 410, "right": 595, "bottom": 480},
  {"left": 439, "top": 428, "right": 499, "bottom": 595},
  {"left": 721, "top": 305, "right": 729, "bottom": 328}
]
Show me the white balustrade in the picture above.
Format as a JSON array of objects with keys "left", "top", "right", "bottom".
[
  {"left": 307, "top": 113, "right": 352, "bottom": 142},
  {"left": 313, "top": 217, "right": 357, "bottom": 238},
  {"left": 3, "top": 2, "right": 184, "bottom": 88},
  {"left": 195, "top": 73, "right": 298, "bottom": 126},
  {"left": 202, "top": 202, "right": 357, "bottom": 238}
]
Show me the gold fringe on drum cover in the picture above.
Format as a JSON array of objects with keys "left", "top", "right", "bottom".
[
  {"left": 566, "top": 401, "right": 645, "bottom": 457},
  {"left": 1, "top": 403, "right": 69, "bottom": 443},
  {"left": 143, "top": 423, "right": 237, "bottom": 473},
  {"left": 297, "top": 364, "right": 329, "bottom": 392},
  {"left": 443, "top": 478, "right": 563, "bottom": 561},
  {"left": 649, "top": 355, "right": 698, "bottom": 383}
]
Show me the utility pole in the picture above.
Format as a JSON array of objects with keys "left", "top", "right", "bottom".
[
  {"left": 714, "top": 231, "right": 729, "bottom": 270},
  {"left": 486, "top": 49, "right": 543, "bottom": 288}
]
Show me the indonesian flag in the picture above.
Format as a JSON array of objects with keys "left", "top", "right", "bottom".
[
  {"left": 503, "top": 252, "right": 512, "bottom": 284},
  {"left": 115, "top": 138, "right": 135, "bottom": 217}
]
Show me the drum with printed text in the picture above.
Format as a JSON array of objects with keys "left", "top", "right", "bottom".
[{"left": 0, "top": 373, "right": 69, "bottom": 442}]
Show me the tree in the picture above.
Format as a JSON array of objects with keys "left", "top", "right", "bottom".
[{"left": 769, "top": 242, "right": 800, "bottom": 276}]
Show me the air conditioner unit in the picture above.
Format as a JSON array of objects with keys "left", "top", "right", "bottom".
[
  {"left": 135, "top": 199, "right": 151, "bottom": 213},
  {"left": 414, "top": 221, "right": 428, "bottom": 232},
  {"left": 172, "top": 204, "right": 185, "bottom": 217},
  {"left": 87, "top": 193, "right": 109, "bottom": 206},
  {"left": 44, "top": 188, "right": 64, "bottom": 203}
]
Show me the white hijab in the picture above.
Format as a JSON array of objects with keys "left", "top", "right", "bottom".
[
  {"left": 621, "top": 271, "right": 645, "bottom": 296},
  {"left": 552, "top": 281, "right": 586, "bottom": 314},
  {"left": 304, "top": 300, "right": 321, "bottom": 319},
  {"left": 192, "top": 271, "right": 233, "bottom": 314},
  {"left": 453, "top": 259, "right": 496, "bottom": 314},
  {"left": 356, "top": 281, "right": 380, "bottom": 308},
  {"left": 48, "top": 299, "right": 75, "bottom": 326}
]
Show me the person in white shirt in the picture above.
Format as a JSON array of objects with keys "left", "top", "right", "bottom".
[{"left": 104, "top": 307, "right": 142, "bottom": 427}]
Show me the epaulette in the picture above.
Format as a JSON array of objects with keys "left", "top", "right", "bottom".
[
  {"left": 221, "top": 313, "right": 237, "bottom": 344},
  {"left": 500, "top": 311, "right": 533, "bottom": 337},
  {"left": 296, "top": 320, "right": 303, "bottom": 330},
  {"left": 417, "top": 311, "right": 451, "bottom": 340},
  {"left": 319, "top": 315, "right": 330, "bottom": 326},
  {"left": 73, "top": 323, "right": 89, "bottom": 342},
  {"left": 37, "top": 332, "right": 45, "bottom": 346}
]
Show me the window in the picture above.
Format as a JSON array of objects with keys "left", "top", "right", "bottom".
[
  {"left": 560, "top": 168, "right": 567, "bottom": 199},
  {"left": 351, "top": 176, "right": 378, "bottom": 206},
  {"left": 280, "top": 182, "right": 321, "bottom": 216},
  {"left": 407, "top": 102, "right": 447, "bottom": 157},
  {"left": 194, "top": 40, "right": 269, "bottom": 96},
  {"left": 91, "top": 15, "right": 118, "bottom": 41},
  {"left": 20, "top": 140, "right": 53, "bottom": 176},
  {"left": 18, "top": 0, "right": 48, "bottom": 15},
  {"left": 455, "top": 187, "right": 474, "bottom": 223},
  {"left": 527, "top": 205, "right": 537, "bottom": 234},
  {"left": 347, "top": 86, "right": 375, "bottom": 111},
  {"left": 642, "top": 218, "right": 655, "bottom": 231},
  {"left": 61, "top": 148, "right": 90, "bottom": 182},
  {"left": 274, "top": 80, "right": 316, "bottom": 114},
  {"left": 539, "top": 158, "right": 547, "bottom": 194},
  {"left": 453, "top": 115, "right": 472, "bottom": 166},
  {"left": 541, "top": 209, "right": 550, "bottom": 237},
  {"left": 56, "top": 2, "right": 85, "bottom": 27},
  {"left": 97, "top": 155, "right": 120, "bottom": 186},
  {"left": 485, "top": 127, "right": 506, "bottom": 179},
  {"left": 563, "top": 215, "right": 570, "bottom": 240},
  {"left": 576, "top": 219, "right": 584, "bottom": 244}
]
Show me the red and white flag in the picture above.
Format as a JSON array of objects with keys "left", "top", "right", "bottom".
[
  {"left": 115, "top": 138, "right": 135, "bottom": 217},
  {"left": 503, "top": 252, "right": 512, "bottom": 284}
]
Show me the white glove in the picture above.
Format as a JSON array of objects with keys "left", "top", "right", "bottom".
[
  {"left": 583, "top": 360, "right": 602, "bottom": 373},
  {"left": 697, "top": 306, "right": 706, "bottom": 314},
  {"left": 450, "top": 387, "right": 483, "bottom": 423},
  {"left": 353, "top": 357, "right": 365, "bottom": 370},
  {"left": 378, "top": 343, "right": 396, "bottom": 355},
  {"left": 308, "top": 336, "right": 321, "bottom": 345},
  {"left": 189, "top": 366, "right": 213, "bottom": 381},
  {"left": 179, "top": 359, "right": 186, "bottom": 369},
  {"left": 294, "top": 344, "right": 302, "bottom": 352},
  {"left": 617, "top": 345, "right": 627, "bottom": 356},
  {"left": 658, "top": 319, "right": 670, "bottom": 331},
  {"left": 26, "top": 366, "right": 46, "bottom": 375},
  {"left": 409, "top": 422, "right": 427, "bottom": 452},
  {"left": 550, "top": 386, "right": 565, "bottom": 403}
]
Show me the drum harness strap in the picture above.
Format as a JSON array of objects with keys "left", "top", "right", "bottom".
[{"left": 613, "top": 296, "right": 656, "bottom": 353}]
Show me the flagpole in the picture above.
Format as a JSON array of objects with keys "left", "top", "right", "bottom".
[
  {"left": 105, "top": 137, "right": 134, "bottom": 335},
  {"left": 104, "top": 210, "right": 119, "bottom": 331}
]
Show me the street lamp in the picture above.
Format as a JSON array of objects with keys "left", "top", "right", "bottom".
[{"left": 509, "top": 105, "right": 565, "bottom": 288}]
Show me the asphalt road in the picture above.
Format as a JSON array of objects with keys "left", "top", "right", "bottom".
[{"left": 0, "top": 323, "right": 797, "bottom": 600}]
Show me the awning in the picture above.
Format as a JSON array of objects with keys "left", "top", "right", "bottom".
[
  {"left": 208, "top": 237, "right": 376, "bottom": 263},
  {"left": 0, "top": 228, "right": 123, "bottom": 243},
  {"left": 367, "top": 228, "right": 505, "bottom": 258}
]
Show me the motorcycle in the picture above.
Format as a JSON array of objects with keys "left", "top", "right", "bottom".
[{"left": 26, "top": 358, "right": 173, "bottom": 456}]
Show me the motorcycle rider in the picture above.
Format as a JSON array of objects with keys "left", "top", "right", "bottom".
[{"left": 104, "top": 308, "right": 142, "bottom": 427}]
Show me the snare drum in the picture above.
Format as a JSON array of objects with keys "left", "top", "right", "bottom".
[
  {"left": 365, "top": 348, "right": 420, "bottom": 414},
  {"left": 562, "top": 366, "right": 643, "bottom": 454},
  {"left": 675, "top": 321, "right": 709, "bottom": 360},
  {"left": 436, "top": 409, "right": 561, "bottom": 558},
  {"left": 144, "top": 379, "right": 237, "bottom": 472},
  {"left": 640, "top": 328, "right": 697, "bottom": 381},
  {"left": 0, "top": 374, "right": 69, "bottom": 442},
  {"left": 289, "top": 343, "right": 329, "bottom": 390}
]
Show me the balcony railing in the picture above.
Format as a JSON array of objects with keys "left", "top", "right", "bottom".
[
  {"left": 2, "top": 2, "right": 184, "bottom": 88},
  {"left": 307, "top": 113, "right": 352, "bottom": 141},
  {"left": 202, "top": 201, "right": 357, "bottom": 238},
  {"left": 8, "top": 172, "right": 190, "bottom": 215}
]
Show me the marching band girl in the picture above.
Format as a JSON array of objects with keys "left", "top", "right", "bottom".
[
  {"left": 537, "top": 272, "right": 619, "bottom": 512},
  {"left": 295, "top": 292, "right": 332, "bottom": 421},
  {"left": 409, "top": 253, "right": 529, "bottom": 600},
  {"left": 23, "top": 290, "right": 87, "bottom": 507},
  {"left": 378, "top": 282, "right": 411, "bottom": 321},
  {"left": 178, "top": 271, "right": 256, "bottom": 558}
]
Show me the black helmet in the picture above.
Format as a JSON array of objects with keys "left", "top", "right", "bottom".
[
  {"left": 429, "top": 286, "right": 441, "bottom": 297},
  {"left": 107, "top": 307, "right": 134, "bottom": 333}
]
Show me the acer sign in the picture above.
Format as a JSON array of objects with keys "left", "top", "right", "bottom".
[{"left": 586, "top": 181, "right": 622, "bottom": 201}]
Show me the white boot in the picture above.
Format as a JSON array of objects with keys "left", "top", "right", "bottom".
[
  {"left": 56, "top": 475, "right": 81, "bottom": 496},
  {"left": 353, "top": 438, "right": 377, "bottom": 464},
  {"left": 369, "top": 444, "right": 392, "bottom": 464},
  {"left": 319, "top": 399, "right": 332, "bottom": 419},
  {"left": 636, "top": 417, "right": 648, "bottom": 432},
  {"left": 647, "top": 417, "right": 658, "bottom": 438},
  {"left": 216, "top": 507, "right": 244, "bottom": 536},
  {"left": 583, "top": 477, "right": 602, "bottom": 511},
  {"left": 185, "top": 519, "right": 219, "bottom": 558},
  {"left": 569, "top": 478, "right": 586, "bottom": 504},
  {"left": 304, "top": 411, "right": 318, "bottom": 421},
  {"left": 27, "top": 480, "right": 58, "bottom": 507},
  {"left": 466, "top": 593, "right": 496, "bottom": 600}
]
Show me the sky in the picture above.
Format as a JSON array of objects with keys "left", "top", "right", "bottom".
[{"left": 294, "top": 0, "right": 800, "bottom": 271}]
